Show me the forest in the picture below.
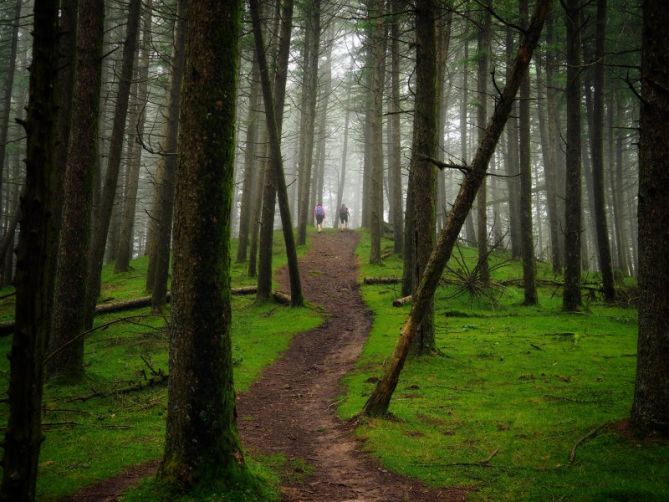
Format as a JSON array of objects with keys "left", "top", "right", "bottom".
[{"left": 0, "top": 0, "right": 667, "bottom": 500}]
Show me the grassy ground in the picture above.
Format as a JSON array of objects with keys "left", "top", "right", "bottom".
[
  {"left": 0, "top": 232, "right": 320, "bottom": 501},
  {"left": 341, "top": 232, "right": 668, "bottom": 501}
]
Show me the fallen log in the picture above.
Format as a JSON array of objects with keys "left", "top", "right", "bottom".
[
  {"left": 363, "top": 277, "right": 401, "bottom": 285},
  {"left": 272, "top": 291, "right": 291, "bottom": 305},
  {"left": 392, "top": 295, "right": 412, "bottom": 307},
  {"left": 0, "top": 286, "right": 271, "bottom": 336}
]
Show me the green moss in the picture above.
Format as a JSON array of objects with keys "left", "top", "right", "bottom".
[
  {"left": 342, "top": 231, "right": 668, "bottom": 501},
  {"left": 0, "top": 231, "right": 320, "bottom": 501}
]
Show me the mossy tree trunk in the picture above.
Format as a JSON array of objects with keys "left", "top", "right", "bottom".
[
  {"left": 562, "top": 0, "right": 582, "bottom": 311},
  {"left": 0, "top": 0, "right": 59, "bottom": 498},
  {"left": 48, "top": 0, "right": 105, "bottom": 381},
  {"left": 519, "top": 0, "right": 538, "bottom": 305},
  {"left": 631, "top": 0, "right": 669, "bottom": 436},
  {"left": 159, "top": 0, "right": 244, "bottom": 487},
  {"left": 364, "top": 0, "right": 552, "bottom": 417},
  {"left": 368, "top": 0, "right": 385, "bottom": 265},
  {"left": 406, "top": 0, "right": 437, "bottom": 354}
]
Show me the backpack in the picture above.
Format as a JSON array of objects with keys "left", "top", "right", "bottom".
[{"left": 316, "top": 205, "right": 325, "bottom": 217}]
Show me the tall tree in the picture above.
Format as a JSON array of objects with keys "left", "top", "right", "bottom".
[
  {"left": 149, "top": 0, "right": 187, "bottom": 312},
  {"left": 404, "top": 0, "right": 438, "bottom": 353},
  {"left": 0, "top": 0, "right": 22, "bottom": 212},
  {"left": 85, "top": 0, "right": 142, "bottom": 327},
  {"left": 364, "top": 0, "right": 552, "bottom": 417},
  {"left": 369, "top": 0, "right": 385, "bottom": 264},
  {"left": 631, "top": 0, "right": 669, "bottom": 435},
  {"left": 476, "top": 0, "right": 492, "bottom": 285},
  {"left": 159, "top": 0, "right": 244, "bottom": 486},
  {"left": 505, "top": 26, "right": 522, "bottom": 259},
  {"left": 563, "top": 0, "right": 582, "bottom": 311},
  {"left": 590, "top": 0, "right": 615, "bottom": 301},
  {"left": 296, "top": 0, "right": 321, "bottom": 245},
  {"left": 257, "top": 0, "right": 298, "bottom": 301},
  {"left": 251, "top": 0, "right": 303, "bottom": 306},
  {"left": 48, "top": 0, "right": 106, "bottom": 381},
  {"left": 115, "top": 0, "right": 153, "bottom": 273},
  {"left": 0, "top": 0, "right": 59, "bottom": 498},
  {"left": 519, "top": 0, "right": 538, "bottom": 304},
  {"left": 388, "top": 0, "right": 403, "bottom": 253}
]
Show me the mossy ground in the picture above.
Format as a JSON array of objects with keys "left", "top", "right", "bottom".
[
  {"left": 0, "top": 232, "right": 320, "bottom": 501},
  {"left": 341, "top": 231, "right": 669, "bottom": 501}
]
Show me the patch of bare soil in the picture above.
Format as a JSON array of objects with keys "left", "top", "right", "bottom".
[{"left": 238, "top": 231, "right": 465, "bottom": 501}]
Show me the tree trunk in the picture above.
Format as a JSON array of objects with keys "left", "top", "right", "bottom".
[
  {"left": 505, "top": 27, "right": 521, "bottom": 258},
  {"left": 476, "top": 0, "right": 492, "bottom": 285},
  {"left": 85, "top": 0, "right": 142, "bottom": 328},
  {"left": 115, "top": 0, "right": 153, "bottom": 273},
  {"left": 631, "top": 0, "right": 669, "bottom": 436},
  {"left": 335, "top": 78, "right": 352, "bottom": 228},
  {"left": 406, "top": 0, "right": 437, "bottom": 353},
  {"left": 47, "top": 0, "right": 105, "bottom": 382},
  {"left": 0, "top": 0, "right": 22, "bottom": 217},
  {"left": 519, "top": 0, "right": 537, "bottom": 305},
  {"left": 563, "top": 0, "right": 582, "bottom": 311},
  {"left": 369, "top": 0, "right": 385, "bottom": 265},
  {"left": 257, "top": 0, "right": 295, "bottom": 301},
  {"left": 363, "top": 0, "right": 552, "bottom": 417},
  {"left": 250, "top": 0, "right": 303, "bottom": 306},
  {"left": 590, "top": 0, "right": 615, "bottom": 301},
  {"left": 150, "top": 0, "right": 187, "bottom": 313},
  {"left": 389, "top": 1, "right": 403, "bottom": 251},
  {"left": 296, "top": 0, "right": 321, "bottom": 246},
  {"left": 0, "top": 0, "right": 59, "bottom": 498},
  {"left": 158, "top": 0, "right": 244, "bottom": 487},
  {"left": 461, "top": 32, "right": 476, "bottom": 245},
  {"left": 236, "top": 53, "right": 262, "bottom": 263}
]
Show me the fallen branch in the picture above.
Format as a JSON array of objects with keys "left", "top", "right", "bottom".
[
  {"left": 364, "top": 277, "right": 401, "bottom": 285},
  {"left": 65, "top": 373, "right": 169, "bottom": 403},
  {"left": 392, "top": 295, "right": 412, "bottom": 307},
  {"left": 272, "top": 291, "right": 291, "bottom": 305},
  {"left": 569, "top": 422, "right": 611, "bottom": 463},
  {"left": 0, "top": 286, "right": 263, "bottom": 335}
]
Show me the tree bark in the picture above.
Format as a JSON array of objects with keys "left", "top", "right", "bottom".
[
  {"left": 150, "top": 0, "right": 187, "bottom": 313},
  {"left": 85, "top": 0, "right": 142, "bottom": 328},
  {"left": 590, "top": 0, "right": 615, "bottom": 301},
  {"left": 115, "top": 0, "right": 153, "bottom": 273},
  {"left": 631, "top": 0, "right": 669, "bottom": 435},
  {"left": 505, "top": 27, "right": 521, "bottom": 258},
  {"left": 363, "top": 0, "right": 552, "bottom": 417},
  {"left": 296, "top": 0, "right": 321, "bottom": 246},
  {"left": 257, "top": 0, "right": 296, "bottom": 301},
  {"left": 406, "top": 0, "right": 437, "bottom": 353},
  {"left": 48, "top": 0, "right": 105, "bottom": 382},
  {"left": 369, "top": 0, "right": 385, "bottom": 265},
  {"left": 158, "top": 0, "right": 244, "bottom": 487},
  {"left": 0, "top": 0, "right": 59, "bottom": 498},
  {"left": 476, "top": 0, "right": 492, "bottom": 285},
  {"left": 0, "top": 0, "right": 22, "bottom": 216},
  {"left": 250, "top": 0, "right": 303, "bottom": 307},
  {"left": 389, "top": 0, "right": 403, "bottom": 251},
  {"left": 563, "top": 0, "right": 582, "bottom": 311},
  {"left": 519, "top": 0, "right": 538, "bottom": 305}
]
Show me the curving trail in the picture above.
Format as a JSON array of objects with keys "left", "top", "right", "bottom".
[
  {"left": 66, "top": 231, "right": 464, "bottom": 501},
  {"left": 238, "top": 231, "right": 463, "bottom": 501}
]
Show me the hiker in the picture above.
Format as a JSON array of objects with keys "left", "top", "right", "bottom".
[
  {"left": 314, "top": 203, "right": 326, "bottom": 233},
  {"left": 339, "top": 203, "right": 350, "bottom": 231}
]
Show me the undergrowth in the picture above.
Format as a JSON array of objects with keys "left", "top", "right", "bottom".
[
  {"left": 342, "top": 231, "right": 668, "bottom": 501},
  {"left": 0, "top": 232, "right": 319, "bottom": 501}
]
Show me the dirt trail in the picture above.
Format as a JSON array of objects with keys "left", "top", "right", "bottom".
[
  {"left": 67, "top": 231, "right": 464, "bottom": 501},
  {"left": 238, "top": 231, "right": 462, "bottom": 501}
]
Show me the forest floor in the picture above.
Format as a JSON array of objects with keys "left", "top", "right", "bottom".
[{"left": 237, "top": 230, "right": 465, "bottom": 501}]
